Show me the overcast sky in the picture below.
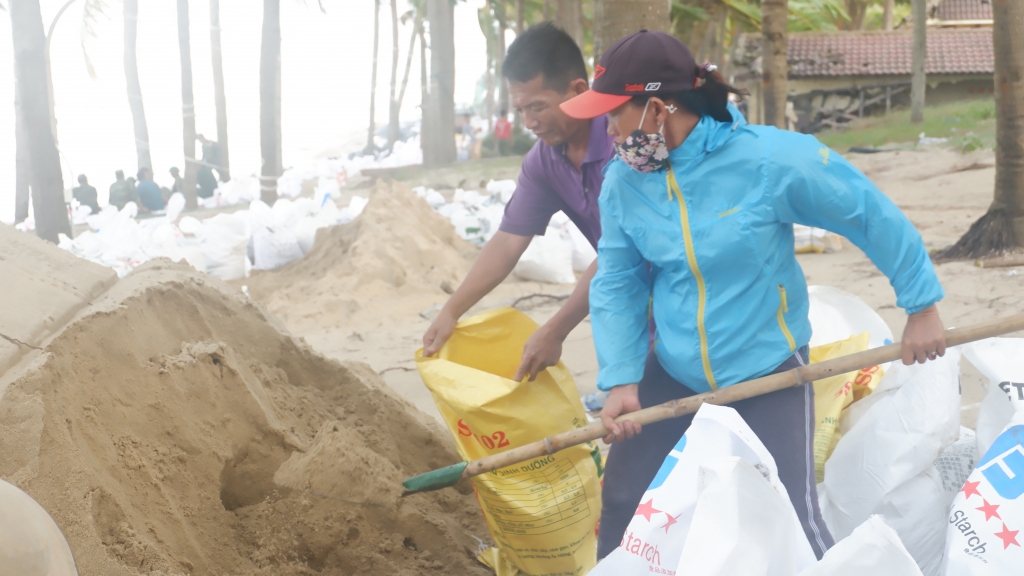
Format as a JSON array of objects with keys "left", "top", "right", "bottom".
[{"left": 0, "top": 0, "right": 495, "bottom": 223}]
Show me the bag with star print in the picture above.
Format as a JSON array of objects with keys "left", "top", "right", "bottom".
[
  {"left": 963, "top": 339, "right": 1024, "bottom": 459},
  {"left": 944, "top": 410, "right": 1024, "bottom": 574},
  {"left": 589, "top": 403, "right": 817, "bottom": 575}
]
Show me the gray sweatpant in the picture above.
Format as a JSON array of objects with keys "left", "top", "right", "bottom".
[{"left": 597, "top": 348, "right": 835, "bottom": 559}]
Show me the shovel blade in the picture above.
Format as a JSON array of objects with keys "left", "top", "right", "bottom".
[{"left": 401, "top": 461, "right": 469, "bottom": 495}]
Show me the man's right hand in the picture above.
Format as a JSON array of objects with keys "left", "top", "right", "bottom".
[{"left": 423, "top": 310, "right": 458, "bottom": 357}]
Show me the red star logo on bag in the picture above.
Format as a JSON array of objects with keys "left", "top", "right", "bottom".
[
  {"left": 634, "top": 499, "right": 662, "bottom": 522},
  {"left": 995, "top": 523, "right": 1020, "bottom": 549},
  {"left": 661, "top": 512, "right": 680, "bottom": 533},
  {"left": 977, "top": 499, "right": 1002, "bottom": 521},
  {"left": 594, "top": 65, "right": 606, "bottom": 79},
  {"left": 960, "top": 480, "right": 982, "bottom": 500}
]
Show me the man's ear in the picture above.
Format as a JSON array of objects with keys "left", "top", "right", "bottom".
[{"left": 568, "top": 77, "right": 589, "bottom": 96}]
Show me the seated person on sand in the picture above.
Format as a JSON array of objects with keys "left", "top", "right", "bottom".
[
  {"left": 135, "top": 167, "right": 166, "bottom": 212},
  {"left": 72, "top": 174, "right": 101, "bottom": 214},
  {"left": 108, "top": 170, "right": 138, "bottom": 211}
]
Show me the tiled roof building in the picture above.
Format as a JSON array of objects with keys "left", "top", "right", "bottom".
[
  {"left": 787, "top": 28, "right": 994, "bottom": 78},
  {"left": 935, "top": 0, "right": 993, "bottom": 22}
]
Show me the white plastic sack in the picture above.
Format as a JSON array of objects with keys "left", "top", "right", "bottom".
[
  {"left": 314, "top": 176, "right": 340, "bottom": 201},
  {"left": 485, "top": 179, "right": 517, "bottom": 203},
  {"left": 338, "top": 195, "right": 369, "bottom": 224},
  {"left": 590, "top": 404, "right": 816, "bottom": 575},
  {"left": 252, "top": 226, "right": 304, "bottom": 270},
  {"left": 820, "top": 351, "right": 961, "bottom": 575},
  {"left": 277, "top": 168, "right": 305, "bottom": 198},
  {"left": 201, "top": 213, "right": 250, "bottom": 281},
  {"left": 165, "top": 192, "right": 186, "bottom": 222},
  {"left": 963, "top": 339, "right": 1024, "bottom": 459},
  {"left": 798, "top": 515, "right": 923, "bottom": 576},
  {"left": 676, "top": 458, "right": 814, "bottom": 575},
  {"left": 944, "top": 410, "right": 1024, "bottom": 574},
  {"left": 215, "top": 175, "right": 260, "bottom": 205},
  {"left": 413, "top": 186, "right": 447, "bottom": 209},
  {"left": 808, "top": 285, "right": 894, "bottom": 350},
  {"left": 514, "top": 227, "right": 576, "bottom": 284}
]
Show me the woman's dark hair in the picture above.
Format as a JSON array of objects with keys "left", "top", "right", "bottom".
[
  {"left": 503, "top": 22, "right": 588, "bottom": 93},
  {"left": 632, "top": 69, "right": 747, "bottom": 123}
]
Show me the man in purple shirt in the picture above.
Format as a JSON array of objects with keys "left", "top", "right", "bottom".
[{"left": 423, "top": 22, "right": 616, "bottom": 380}]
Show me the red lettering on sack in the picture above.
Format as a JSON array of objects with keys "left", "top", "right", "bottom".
[{"left": 621, "top": 531, "right": 662, "bottom": 566}]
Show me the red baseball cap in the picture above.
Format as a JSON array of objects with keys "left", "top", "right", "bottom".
[{"left": 561, "top": 29, "right": 700, "bottom": 119}]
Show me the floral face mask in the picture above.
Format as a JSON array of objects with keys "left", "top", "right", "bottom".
[{"left": 614, "top": 99, "right": 670, "bottom": 173}]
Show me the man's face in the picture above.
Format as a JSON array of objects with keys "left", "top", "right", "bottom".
[{"left": 509, "top": 75, "right": 587, "bottom": 147}]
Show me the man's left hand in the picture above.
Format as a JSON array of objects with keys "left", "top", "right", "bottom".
[
  {"left": 901, "top": 304, "right": 946, "bottom": 365},
  {"left": 513, "top": 325, "right": 564, "bottom": 382}
]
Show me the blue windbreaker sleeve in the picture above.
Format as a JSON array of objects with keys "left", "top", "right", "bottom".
[
  {"left": 768, "top": 133, "right": 944, "bottom": 314},
  {"left": 590, "top": 184, "right": 651, "bottom": 391}
]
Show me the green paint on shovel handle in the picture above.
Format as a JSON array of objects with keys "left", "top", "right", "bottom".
[{"left": 402, "top": 461, "right": 469, "bottom": 494}]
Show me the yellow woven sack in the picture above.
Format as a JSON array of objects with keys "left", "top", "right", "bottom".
[
  {"left": 810, "top": 332, "right": 885, "bottom": 482},
  {"left": 416, "top": 307, "right": 602, "bottom": 576}
]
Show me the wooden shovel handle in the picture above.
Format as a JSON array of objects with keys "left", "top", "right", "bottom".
[{"left": 460, "top": 312, "right": 1024, "bottom": 481}]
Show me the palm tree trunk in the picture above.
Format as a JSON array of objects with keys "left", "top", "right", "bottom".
[
  {"left": 481, "top": 7, "right": 496, "bottom": 128},
  {"left": 910, "top": 0, "right": 926, "bottom": 123},
  {"left": 496, "top": 1, "right": 508, "bottom": 115},
  {"left": 210, "top": 0, "right": 230, "bottom": 180},
  {"left": 177, "top": 0, "right": 199, "bottom": 209},
  {"left": 592, "top": 0, "right": 670, "bottom": 64},
  {"left": 10, "top": 0, "right": 70, "bottom": 243},
  {"left": 261, "top": 0, "right": 282, "bottom": 204},
  {"left": 387, "top": 0, "right": 401, "bottom": 149},
  {"left": 935, "top": 0, "right": 1024, "bottom": 259},
  {"left": 14, "top": 74, "right": 31, "bottom": 224},
  {"left": 419, "top": 16, "right": 432, "bottom": 158},
  {"left": 994, "top": 0, "right": 1024, "bottom": 247},
  {"left": 424, "top": 0, "right": 456, "bottom": 166},
  {"left": 883, "top": 0, "right": 894, "bottom": 30},
  {"left": 124, "top": 0, "right": 153, "bottom": 172},
  {"left": 761, "top": 0, "right": 789, "bottom": 129},
  {"left": 844, "top": 0, "right": 869, "bottom": 30},
  {"left": 554, "top": 0, "right": 583, "bottom": 47},
  {"left": 396, "top": 14, "right": 419, "bottom": 119},
  {"left": 367, "top": 0, "right": 380, "bottom": 154}
]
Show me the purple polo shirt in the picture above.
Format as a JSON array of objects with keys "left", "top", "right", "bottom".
[{"left": 499, "top": 115, "right": 616, "bottom": 248}]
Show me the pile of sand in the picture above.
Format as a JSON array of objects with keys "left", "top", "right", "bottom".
[
  {"left": 244, "top": 181, "right": 478, "bottom": 333},
  {"left": 0, "top": 231, "right": 491, "bottom": 575}
]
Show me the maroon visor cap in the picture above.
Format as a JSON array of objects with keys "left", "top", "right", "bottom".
[{"left": 561, "top": 29, "right": 702, "bottom": 120}]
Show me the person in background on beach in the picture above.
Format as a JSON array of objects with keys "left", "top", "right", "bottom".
[
  {"left": 135, "top": 167, "right": 166, "bottom": 212},
  {"left": 422, "top": 22, "right": 616, "bottom": 382},
  {"left": 72, "top": 174, "right": 101, "bottom": 214},
  {"left": 197, "top": 134, "right": 227, "bottom": 197},
  {"left": 494, "top": 109, "right": 512, "bottom": 156},
  {"left": 169, "top": 167, "right": 184, "bottom": 194},
  {"left": 108, "top": 170, "right": 137, "bottom": 210}
]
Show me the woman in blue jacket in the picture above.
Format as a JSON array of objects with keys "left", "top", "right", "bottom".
[{"left": 560, "top": 31, "right": 947, "bottom": 559}]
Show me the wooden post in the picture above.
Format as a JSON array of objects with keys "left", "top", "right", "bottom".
[
  {"left": 886, "top": 85, "right": 892, "bottom": 115},
  {"left": 859, "top": 88, "right": 865, "bottom": 118}
]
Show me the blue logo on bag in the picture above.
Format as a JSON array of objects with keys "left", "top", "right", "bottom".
[
  {"left": 648, "top": 435, "right": 686, "bottom": 490},
  {"left": 977, "top": 425, "right": 1024, "bottom": 500}
]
